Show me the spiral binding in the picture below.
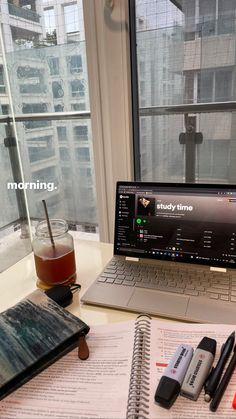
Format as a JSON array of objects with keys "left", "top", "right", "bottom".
[{"left": 126, "top": 314, "right": 151, "bottom": 419}]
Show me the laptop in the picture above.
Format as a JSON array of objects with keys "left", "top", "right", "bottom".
[{"left": 81, "top": 181, "right": 236, "bottom": 323}]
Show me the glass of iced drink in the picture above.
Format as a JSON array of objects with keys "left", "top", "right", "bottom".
[{"left": 33, "top": 219, "right": 76, "bottom": 288}]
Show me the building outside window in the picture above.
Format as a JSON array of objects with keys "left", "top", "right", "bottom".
[
  {"left": 0, "top": 0, "right": 97, "bottom": 271},
  {"left": 134, "top": 0, "right": 236, "bottom": 185}
]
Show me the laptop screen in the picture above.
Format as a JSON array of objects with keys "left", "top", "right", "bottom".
[{"left": 114, "top": 182, "right": 236, "bottom": 269}]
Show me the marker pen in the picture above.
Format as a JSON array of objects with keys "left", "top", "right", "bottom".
[
  {"left": 155, "top": 344, "right": 193, "bottom": 409},
  {"left": 181, "top": 337, "right": 216, "bottom": 401}
]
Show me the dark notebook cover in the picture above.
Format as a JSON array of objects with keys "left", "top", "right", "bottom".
[{"left": 0, "top": 289, "right": 90, "bottom": 400}]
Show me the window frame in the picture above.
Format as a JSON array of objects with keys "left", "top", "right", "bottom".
[{"left": 83, "top": 0, "right": 134, "bottom": 242}]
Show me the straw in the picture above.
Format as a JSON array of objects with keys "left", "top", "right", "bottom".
[{"left": 42, "top": 199, "right": 55, "bottom": 248}]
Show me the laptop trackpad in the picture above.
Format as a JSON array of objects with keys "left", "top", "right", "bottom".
[{"left": 128, "top": 288, "right": 188, "bottom": 317}]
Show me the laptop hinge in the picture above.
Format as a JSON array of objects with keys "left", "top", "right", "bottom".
[
  {"left": 125, "top": 256, "right": 139, "bottom": 262},
  {"left": 210, "top": 266, "right": 227, "bottom": 273}
]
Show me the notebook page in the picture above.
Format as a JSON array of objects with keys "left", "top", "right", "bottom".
[
  {"left": 0, "top": 321, "right": 135, "bottom": 419},
  {"left": 149, "top": 321, "right": 236, "bottom": 419}
]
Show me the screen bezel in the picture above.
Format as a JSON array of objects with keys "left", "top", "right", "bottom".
[{"left": 114, "top": 181, "right": 236, "bottom": 269}]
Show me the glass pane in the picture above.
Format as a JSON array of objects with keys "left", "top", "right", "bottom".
[
  {"left": 0, "top": 118, "right": 32, "bottom": 272},
  {"left": 6, "top": 41, "right": 97, "bottom": 226},
  {"left": 137, "top": 27, "right": 184, "bottom": 107},
  {"left": 135, "top": 0, "right": 236, "bottom": 185},
  {"left": 0, "top": 0, "right": 98, "bottom": 271}
]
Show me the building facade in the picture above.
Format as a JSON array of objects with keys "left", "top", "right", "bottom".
[
  {"left": 136, "top": 0, "right": 236, "bottom": 184},
  {"left": 0, "top": 0, "right": 97, "bottom": 230}
]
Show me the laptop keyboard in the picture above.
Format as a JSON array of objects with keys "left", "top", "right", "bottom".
[{"left": 97, "top": 259, "right": 236, "bottom": 303}]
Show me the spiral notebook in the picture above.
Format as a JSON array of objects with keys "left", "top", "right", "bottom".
[{"left": 0, "top": 317, "right": 235, "bottom": 418}]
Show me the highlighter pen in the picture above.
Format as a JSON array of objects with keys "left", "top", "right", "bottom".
[
  {"left": 181, "top": 337, "right": 216, "bottom": 401},
  {"left": 204, "top": 331, "right": 235, "bottom": 402},
  {"left": 155, "top": 344, "right": 193, "bottom": 409}
]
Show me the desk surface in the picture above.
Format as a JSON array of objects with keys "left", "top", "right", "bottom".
[{"left": 0, "top": 239, "right": 140, "bottom": 326}]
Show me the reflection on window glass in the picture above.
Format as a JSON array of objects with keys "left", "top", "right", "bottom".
[{"left": 64, "top": 4, "right": 79, "bottom": 33}]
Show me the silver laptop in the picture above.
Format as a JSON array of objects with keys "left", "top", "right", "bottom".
[{"left": 81, "top": 182, "right": 236, "bottom": 323}]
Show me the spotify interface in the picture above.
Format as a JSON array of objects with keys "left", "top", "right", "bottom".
[{"left": 114, "top": 183, "right": 236, "bottom": 267}]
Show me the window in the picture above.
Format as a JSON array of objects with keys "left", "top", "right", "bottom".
[
  {"left": 44, "top": 8, "right": 56, "bottom": 36},
  {"left": 17, "top": 66, "right": 42, "bottom": 79},
  {"left": 133, "top": 0, "right": 236, "bottom": 186},
  {"left": 0, "top": 0, "right": 130, "bottom": 269},
  {"left": 54, "top": 104, "right": 64, "bottom": 112},
  {"left": 28, "top": 136, "right": 55, "bottom": 163},
  {"left": 198, "top": 70, "right": 214, "bottom": 103},
  {"left": 74, "top": 125, "right": 88, "bottom": 141},
  {"left": 218, "top": 0, "right": 236, "bottom": 35},
  {"left": 75, "top": 147, "right": 90, "bottom": 162},
  {"left": 64, "top": 4, "right": 79, "bottom": 33},
  {"left": 0, "top": 65, "right": 6, "bottom": 93},
  {"left": 57, "top": 126, "right": 67, "bottom": 142},
  {"left": 184, "top": 0, "right": 195, "bottom": 41},
  {"left": 22, "top": 103, "right": 51, "bottom": 129},
  {"left": 32, "top": 166, "right": 57, "bottom": 192},
  {"left": 70, "top": 79, "right": 85, "bottom": 97},
  {"left": 184, "top": 71, "right": 194, "bottom": 103},
  {"left": 1, "top": 105, "right": 9, "bottom": 114},
  {"left": 199, "top": 140, "right": 229, "bottom": 180},
  {"left": 47, "top": 57, "right": 59, "bottom": 75},
  {"left": 59, "top": 147, "right": 70, "bottom": 161},
  {"left": 215, "top": 69, "right": 233, "bottom": 102},
  {"left": 198, "top": 69, "right": 233, "bottom": 103},
  {"left": 52, "top": 81, "right": 64, "bottom": 98},
  {"left": 71, "top": 103, "right": 86, "bottom": 111},
  {"left": 67, "top": 55, "right": 82, "bottom": 74},
  {"left": 20, "top": 83, "right": 46, "bottom": 94},
  {"left": 199, "top": 0, "right": 216, "bottom": 37}
]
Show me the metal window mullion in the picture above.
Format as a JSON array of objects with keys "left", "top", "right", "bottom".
[{"left": 0, "top": 22, "right": 32, "bottom": 241}]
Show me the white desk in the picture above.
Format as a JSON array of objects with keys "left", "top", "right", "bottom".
[{"left": 0, "top": 239, "right": 138, "bottom": 326}]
